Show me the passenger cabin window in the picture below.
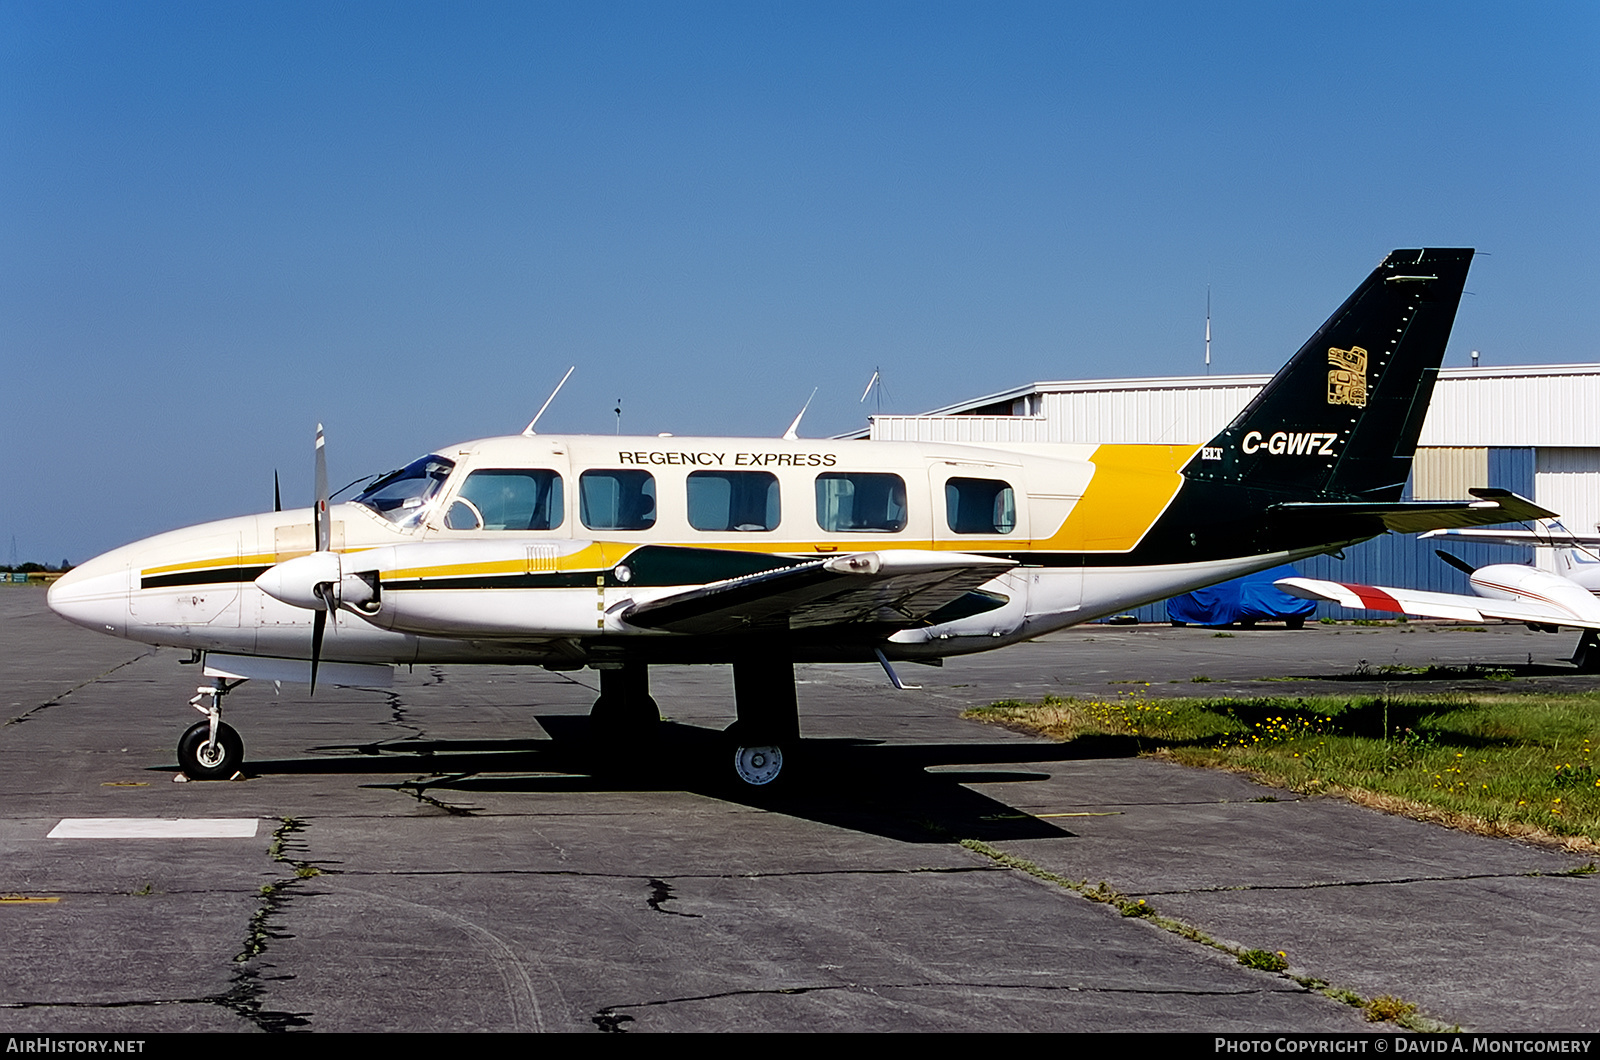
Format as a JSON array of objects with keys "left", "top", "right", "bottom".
[
  {"left": 446, "top": 469, "right": 564, "bottom": 531},
  {"left": 580, "top": 470, "right": 657, "bottom": 531},
  {"left": 687, "top": 471, "right": 780, "bottom": 532},
  {"left": 815, "top": 472, "right": 907, "bottom": 533},
  {"left": 352, "top": 455, "right": 456, "bottom": 528},
  {"left": 945, "top": 477, "right": 1017, "bottom": 534}
]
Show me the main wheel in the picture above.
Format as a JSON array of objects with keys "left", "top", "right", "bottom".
[
  {"left": 178, "top": 720, "right": 243, "bottom": 780},
  {"left": 732, "top": 743, "right": 785, "bottom": 787}
]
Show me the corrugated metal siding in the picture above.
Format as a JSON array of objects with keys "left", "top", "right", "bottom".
[
  {"left": 1411, "top": 448, "right": 1487, "bottom": 501},
  {"left": 1536, "top": 449, "right": 1600, "bottom": 536},
  {"left": 871, "top": 365, "right": 1600, "bottom": 448},
  {"left": 1419, "top": 370, "right": 1600, "bottom": 447}
]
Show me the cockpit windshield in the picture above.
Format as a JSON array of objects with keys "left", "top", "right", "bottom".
[{"left": 352, "top": 454, "right": 455, "bottom": 527}]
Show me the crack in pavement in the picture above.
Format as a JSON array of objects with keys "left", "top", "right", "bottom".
[
  {"left": 4, "top": 649, "right": 159, "bottom": 727},
  {"left": 220, "top": 817, "right": 329, "bottom": 1031},
  {"left": 590, "top": 979, "right": 1312, "bottom": 1031},
  {"left": 326, "top": 865, "right": 1003, "bottom": 881},
  {"left": 1137, "top": 868, "right": 1598, "bottom": 897}
]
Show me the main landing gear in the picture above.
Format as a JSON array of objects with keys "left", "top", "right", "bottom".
[
  {"left": 727, "top": 654, "right": 799, "bottom": 788},
  {"left": 178, "top": 676, "right": 245, "bottom": 780},
  {"left": 586, "top": 655, "right": 801, "bottom": 788},
  {"left": 1574, "top": 632, "right": 1600, "bottom": 674}
]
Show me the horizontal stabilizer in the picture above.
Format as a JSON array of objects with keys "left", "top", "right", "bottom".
[
  {"left": 622, "top": 551, "right": 1016, "bottom": 636},
  {"left": 1269, "top": 489, "right": 1555, "bottom": 535}
]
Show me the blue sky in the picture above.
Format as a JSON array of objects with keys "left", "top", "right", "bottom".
[{"left": 3, "top": 1, "right": 1596, "bottom": 563}]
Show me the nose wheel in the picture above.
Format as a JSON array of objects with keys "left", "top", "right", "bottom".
[
  {"left": 178, "top": 720, "right": 243, "bottom": 779},
  {"left": 178, "top": 676, "right": 246, "bottom": 779}
]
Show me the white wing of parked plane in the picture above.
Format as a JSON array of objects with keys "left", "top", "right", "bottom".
[
  {"left": 1275, "top": 574, "right": 1600, "bottom": 631},
  {"left": 1422, "top": 525, "right": 1600, "bottom": 548}
]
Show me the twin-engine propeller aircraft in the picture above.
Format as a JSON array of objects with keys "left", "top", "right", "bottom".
[
  {"left": 1278, "top": 520, "right": 1600, "bottom": 671},
  {"left": 50, "top": 247, "right": 1550, "bottom": 787}
]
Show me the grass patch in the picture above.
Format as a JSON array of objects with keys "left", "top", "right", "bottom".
[
  {"left": 1238, "top": 949, "right": 1288, "bottom": 972},
  {"left": 965, "top": 691, "right": 1600, "bottom": 848}
]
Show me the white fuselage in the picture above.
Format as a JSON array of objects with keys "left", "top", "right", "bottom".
[{"left": 49, "top": 433, "right": 1322, "bottom": 669}]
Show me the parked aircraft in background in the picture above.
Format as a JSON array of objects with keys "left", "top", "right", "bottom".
[
  {"left": 50, "top": 247, "right": 1549, "bottom": 787},
  {"left": 1279, "top": 521, "right": 1600, "bottom": 670}
]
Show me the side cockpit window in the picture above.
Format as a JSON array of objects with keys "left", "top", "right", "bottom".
[
  {"left": 353, "top": 455, "right": 456, "bottom": 528},
  {"left": 580, "top": 470, "right": 657, "bottom": 531},
  {"left": 945, "top": 477, "right": 1016, "bottom": 534},
  {"left": 687, "top": 471, "right": 779, "bottom": 531},
  {"left": 815, "top": 472, "right": 907, "bottom": 533},
  {"left": 446, "top": 469, "right": 564, "bottom": 531}
]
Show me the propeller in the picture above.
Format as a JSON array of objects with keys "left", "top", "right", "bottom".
[
  {"left": 255, "top": 424, "right": 380, "bottom": 694},
  {"left": 310, "top": 424, "right": 332, "bottom": 693},
  {"left": 1435, "top": 549, "right": 1477, "bottom": 577}
]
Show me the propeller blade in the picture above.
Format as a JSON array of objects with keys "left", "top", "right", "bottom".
[
  {"left": 314, "top": 424, "right": 330, "bottom": 553},
  {"left": 274, "top": 471, "right": 282, "bottom": 513},
  {"left": 310, "top": 605, "right": 325, "bottom": 695},
  {"left": 1434, "top": 549, "right": 1477, "bottom": 576}
]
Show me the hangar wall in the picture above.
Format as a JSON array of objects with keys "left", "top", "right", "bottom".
[{"left": 862, "top": 364, "right": 1599, "bottom": 623}]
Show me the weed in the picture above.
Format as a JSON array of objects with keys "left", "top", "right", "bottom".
[
  {"left": 1238, "top": 949, "right": 1288, "bottom": 972},
  {"left": 1213, "top": 632, "right": 1234, "bottom": 639},
  {"left": 1319, "top": 617, "right": 1338, "bottom": 625},
  {"left": 1191, "top": 675, "right": 1214, "bottom": 683},
  {"left": 1365, "top": 995, "right": 1418, "bottom": 1022},
  {"left": 131, "top": 882, "right": 154, "bottom": 897}
]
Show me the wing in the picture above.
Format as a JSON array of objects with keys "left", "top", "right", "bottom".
[
  {"left": 1274, "top": 576, "right": 1600, "bottom": 630},
  {"left": 622, "top": 550, "right": 1017, "bottom": 636},
  {"left": 1422, "top": 526, "right": 1600, "bottom": 548},
  {"left": 1269, "top": 488, "right": 1556, "bottom": 535}
]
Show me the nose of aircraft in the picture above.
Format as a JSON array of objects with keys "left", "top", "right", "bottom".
[{"left": 47, "top": 549, "right": 132, "bottom": 637}]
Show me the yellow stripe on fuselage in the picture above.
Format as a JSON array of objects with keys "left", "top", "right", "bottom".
[
  {"left": 142, "top": 552, "right": 281, "bottom": 576},
  {"left": 1041, "top": 444, "right": 1197, "bottom": 553}
]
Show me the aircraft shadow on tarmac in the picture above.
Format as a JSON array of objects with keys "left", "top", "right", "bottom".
[{"left": 154, "top": 718, "right": 1153, "bottom": 844}]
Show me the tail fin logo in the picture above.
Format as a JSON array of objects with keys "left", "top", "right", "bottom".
[{"left": 1327, "top": 346, "right": 1369, "bottom": 407}]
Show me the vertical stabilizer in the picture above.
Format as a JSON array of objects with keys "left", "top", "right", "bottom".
[{"left": 1185, "top": 248, "right": 1473, "bottom": 501}]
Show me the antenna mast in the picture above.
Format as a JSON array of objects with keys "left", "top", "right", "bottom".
[
  {"left": 1205, "top": 286, "right": 1211, "bottom": 376},
  {"left": 522, "top": 366, "right": 576, "bottom": 436}
]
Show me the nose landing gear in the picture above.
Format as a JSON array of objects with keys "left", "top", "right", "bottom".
[{"left": 177, "top": 677, "right": 245, "bottom": 779}]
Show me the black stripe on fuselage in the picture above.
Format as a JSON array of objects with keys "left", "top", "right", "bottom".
[{"left": 141, "top": 566, "right": 273, "bottom": 590}]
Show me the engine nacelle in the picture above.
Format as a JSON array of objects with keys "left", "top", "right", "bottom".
[{"left": 1471, "top": 564, "right": 1600, "bottom": 619}]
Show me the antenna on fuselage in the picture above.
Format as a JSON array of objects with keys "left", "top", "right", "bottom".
[
  {"left": 522, "top": 366, "right": 576, "bottom": 436},
  {"left": 782, "top": 387, "right": 818, "bottom": 440},
  {"left": 859, "top": 368, "right": 885, "bottom": 413}
]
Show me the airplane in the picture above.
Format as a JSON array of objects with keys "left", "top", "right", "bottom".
[
  {"left": 48, "top": 247, "right": 1552, "bottom": 788},
  {"left": 1277, "top": 520, "right": 1600, "bottom": 671}
]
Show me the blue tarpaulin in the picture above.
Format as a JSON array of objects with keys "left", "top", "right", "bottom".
[{"left": 1165, "top": 564, "right": 1316, "bottom": 626}]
